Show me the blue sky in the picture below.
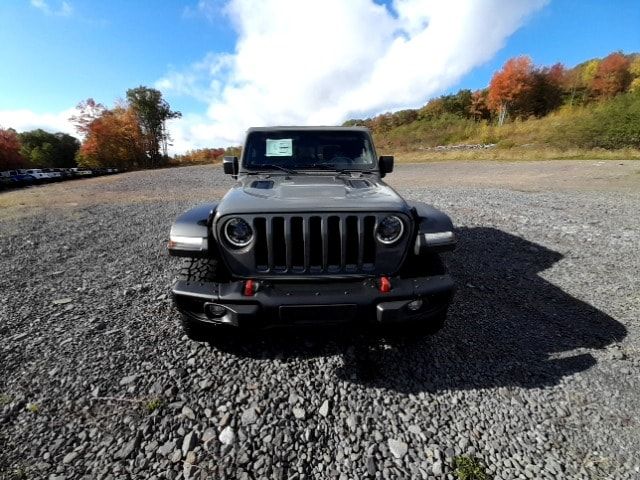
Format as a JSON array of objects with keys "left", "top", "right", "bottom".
[
  {"left": 0, "top": 0, "right": 638, "bottom": 151},
  {"left": 450, "top": 0, "right": 640, "bottom": 94}
]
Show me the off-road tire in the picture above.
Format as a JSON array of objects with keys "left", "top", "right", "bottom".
[
  {"left": 176, "top": 257, "right": 221, "bottom": 283},
  {"left": 175, "top": 257, "right": 225, "bottom": 341}
]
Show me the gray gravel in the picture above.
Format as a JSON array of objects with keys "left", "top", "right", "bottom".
[{"left": 1, "top": 164, "right": 639, "bottom": 479}]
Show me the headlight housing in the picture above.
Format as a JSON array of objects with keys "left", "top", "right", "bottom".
[
  {"left": 224, "top": 217, "right": 254, "bottom": 247},
  {"left": 376, "top": 215, "right": 404, "bottom": 245}
]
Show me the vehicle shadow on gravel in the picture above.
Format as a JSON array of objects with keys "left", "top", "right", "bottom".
[{"left": 208, "top": 227, "right": 627, "bottom": 392}]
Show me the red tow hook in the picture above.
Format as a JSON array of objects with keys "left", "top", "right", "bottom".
[
  {"left": 379, "top": 276, "right": 391, "bottom": 293},
  {"left": 243, "top": 279, "right": 256, "bottom": 296}
]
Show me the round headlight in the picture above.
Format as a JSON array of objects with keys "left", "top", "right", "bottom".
[
  {"left": 376, "top": 215, "right": 404, "bottom": 245},
  {"left": 224, "top": 217, "right": 254, "bottom": 247}
]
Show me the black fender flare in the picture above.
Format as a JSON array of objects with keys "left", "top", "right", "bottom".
[
  {"left": 168, "top": 203, "right": 218, "bottom": 257},
  {"left": 406, "top": 200, "right": 456, "bottom": 254}
]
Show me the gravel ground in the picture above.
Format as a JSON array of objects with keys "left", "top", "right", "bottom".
[{"left": 1, "top": 163, "right": 639, "bottom": 480}]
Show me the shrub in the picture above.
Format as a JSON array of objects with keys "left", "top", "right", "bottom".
[{"left": 558, "top": 92, "right": 640, "bottom": 149}]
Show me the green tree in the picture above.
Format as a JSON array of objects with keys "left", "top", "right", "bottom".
[
  {"left": 441, "top": 89, "right": 473, "bottom": 117},
  {"left": 18, "top": 129, "right": 80, "bottom": 167},
  {"left": 126, "top": 86, "right": 181, "bottom": 167}
]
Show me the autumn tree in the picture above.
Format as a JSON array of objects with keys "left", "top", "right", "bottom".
[
  {"left": 417, "top": 98, "right": 446, "bottom": 120},
  {"left": 174, "top": 148, "right": 226, "bottom": 165},
  {"left": 627, "top": 56, "right": 640, "bottom": 93},
  {"left": 528, "top": 63, "right": 566, "bottom": 117},
  {"left": 488, "top": 56, "right": 535, "bottom": 125},
  {"left": 126, "top": 86, "right": 181, "bottom": 167},
  {"left": 469, "top": 89, "right": 491, "bottom": 120},
  {"left": 70, "top": 98, "right": 107, "bottom": 135},
  {"left": 76, "top": 106, "right": 146, "bottom": 170},
  {"left": 591, "top": 52, "right": 632, "bottom": 98},
  {"left": 0, "top": 127, "right": 25, "bottom": 170}
]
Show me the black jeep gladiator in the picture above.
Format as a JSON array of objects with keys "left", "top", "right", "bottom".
[{"left": 168, "top": 126, "right": 456, "bottom": 340}]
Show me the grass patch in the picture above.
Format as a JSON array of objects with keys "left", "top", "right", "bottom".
[
  {"left": 0, "top": 393, "right": 12, "bottom": 406},
  {"left": 144, "top": 398, "right": 164, "bottom": 413},
  {"left": 25, "top": 403, "right": 39, "bottom": 414},
  {"left": 453, "top": 456, "right": 489, "bottom": 480},
  {"left": 373, "top": 92, "right": 640, "bottom": 160},
  {"left": 11, "top": 468, "right": 28, "bottom": 480},
  {"left": 393, "top": 147, "right": 640, "bottom": 162}
]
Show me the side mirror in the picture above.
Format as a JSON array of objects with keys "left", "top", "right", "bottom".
[
  {"left": 223, "top": 156, "right": 238, "bottom": 176},
  {"left": 379, "top": 155, "right": 394, "bottom": 177}
]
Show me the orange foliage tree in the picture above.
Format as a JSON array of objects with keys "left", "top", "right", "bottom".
[
  {"left": 73, "top": 101, "right": 146, "bottom": 169},
  {"left": 488, "top": 56, "right": 535, "bottom": 125},
  {"left": 0, "top": 127, "right": 25, "bottom": 170},
  {"left": 469, "top": 89, "right": 491, "bottom": 120},
  {"left": 174, "top": 148, "right": 226, "bottom": 165},
  {"left": 591, "top": 52, "right": 632, "bottom": 98},
  {"left": 528, "top": 63, "right": 566, "bottom": 117}
]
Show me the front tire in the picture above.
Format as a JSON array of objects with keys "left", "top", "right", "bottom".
[
  {"left": 175, "top": 257, "right": 225, "bottom": 341},
  {"left": 176, "top": 257, "right": 221, "bottom": 283}
]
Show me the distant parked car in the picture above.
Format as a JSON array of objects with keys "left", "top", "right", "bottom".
[
  {"left": 2, "top": 170, "right": 37, "bottom": 187},
  {"left": 40, "top": 168, "right": 63, "bottom": 182},
  {"left": 20, "top": 169, "right": 49, "bottom": 184},
  {"left": 68, "top": 167, "right": 93, "bottom": 178},
  {"left": 51, "top": 168, "right": 72, "bottom": 180},
  {"left": 0, "top": 175, "right": 16, "bottom": 190}
]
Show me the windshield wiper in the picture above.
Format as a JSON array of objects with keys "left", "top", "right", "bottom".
[
  {"left": 252, "top": 164, "right": 298, "bottom": 174},
  {"left": 304, "top": 164, "right": 373, "bottom": 174}
]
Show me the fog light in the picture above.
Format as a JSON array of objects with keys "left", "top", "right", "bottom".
[
  {"left": 407, "top": 299, "right": 423, "bottom": 311},
  {"left": 205, "top": 304, "right": 227, "bottom": 318}
]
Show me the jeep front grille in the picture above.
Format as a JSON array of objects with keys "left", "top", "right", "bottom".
[
  {"left": 217, "top": 213, "right": 411, "bottom": 277},
  {"left": 253, "top": 214, "right": 377, "bottom": 273}
]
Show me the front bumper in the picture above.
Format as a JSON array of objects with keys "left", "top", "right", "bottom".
[{"left": 171, "top": 274, "right": 454, "bottom": 328}]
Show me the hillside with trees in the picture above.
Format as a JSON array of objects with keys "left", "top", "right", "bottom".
[
  {"left": 2, "top": 51, "right": 640, "bottom": 171},
  {"left": 345, "top": 51, "right": 640, "bottom": 159}
]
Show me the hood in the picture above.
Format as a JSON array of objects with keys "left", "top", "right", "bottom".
[{"left": 216, "top": 174, "right": 407, "bottom": 215}]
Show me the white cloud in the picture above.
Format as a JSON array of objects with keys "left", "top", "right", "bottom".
[
  {"left": 0, "top": 108, "right": 78, "bottom": 136},
  {"left": 182, "top": 0, "right": 224, "bottom": 22},
  {"left": 30, "top": 0, "right": 73, "bottom": 17},
  {"left": 160, "top": 0, "right": 547, "bottom": 152}
]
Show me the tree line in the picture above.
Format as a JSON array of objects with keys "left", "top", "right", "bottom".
[
  {"left": 1, "top": 86, "right": 182, "bottom": 171},
  {"left": 345, "top": 51, "right": 640, "bottom": 132},
  {"left": 0, "top": 128, "right": 80, "bottom": 170},
  {"left": 71, "top": 86, "right": 181, "bottom": 170}
]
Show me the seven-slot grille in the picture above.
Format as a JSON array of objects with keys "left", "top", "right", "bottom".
[
  {"left": 217, "top": 212, "right": 412, "bottom": 277},
  {"left": 253, "top": 214, "right": 377, "bottom": 273}
]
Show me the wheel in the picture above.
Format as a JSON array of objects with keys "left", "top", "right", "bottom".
[
  {"left": 175, "top": 257, "right": 228, "bottom": 341},
  {"left": 176, "top": 257, "right": 221, "bottom": 283}
]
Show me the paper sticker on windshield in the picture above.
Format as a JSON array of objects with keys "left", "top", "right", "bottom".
[{"left": 266, "top": 138, "right": 293, "bottom": 157}]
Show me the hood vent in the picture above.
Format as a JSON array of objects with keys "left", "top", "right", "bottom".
[
  {"left": 250, "top": 180, "right": 274, "bottom": 189},
  {"left": 347, "top": 179, "right": 372, "bottom": 189}
]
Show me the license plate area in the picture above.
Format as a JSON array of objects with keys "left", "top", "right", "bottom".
[{"left": 279, "top": 304, "right": 357, "bottom": 324}]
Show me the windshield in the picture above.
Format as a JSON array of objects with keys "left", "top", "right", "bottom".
[{"left": 243, "top": 130, "right": 376, "bottom": 172}]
